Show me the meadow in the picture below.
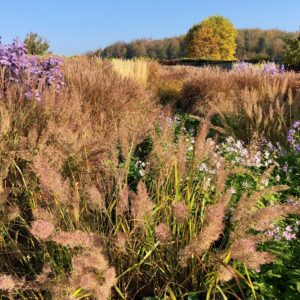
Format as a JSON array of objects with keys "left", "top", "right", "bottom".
[{"left": 0, "top": 40, "right": 300, "bottom": 299}]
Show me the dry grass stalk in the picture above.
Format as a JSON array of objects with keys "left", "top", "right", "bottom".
[
  {"left": 111, "top": 58, "right": 149, "bottom": 86},
  {"left": 132, "top": 181, "right": 154, "bottom": 226},
  {"left": 116, "top": 184, "right": 129, "bottom": 215},
  {"left": 172, "top": 201, "right": 189, "bottom": 223},
  {"left": 180, "top": 190, "right": 233, "bottom": 266}
]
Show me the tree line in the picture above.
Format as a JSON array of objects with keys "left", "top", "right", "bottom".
[{"left": 91, "top": 29, "right": 297, "bottom": 61}]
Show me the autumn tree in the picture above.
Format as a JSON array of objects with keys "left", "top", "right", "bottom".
[
  {"left": 24, "top": 32, "right": 50, "bottom": 55},
  {"left": 185, "top": 16, "right": 238, "bottom": 60}
]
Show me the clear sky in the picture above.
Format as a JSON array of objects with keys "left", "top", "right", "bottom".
[{"left": 1, "top": 1, "right": 299, "bottom": 55}]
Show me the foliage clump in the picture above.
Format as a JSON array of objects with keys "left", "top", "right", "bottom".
[
  {"left": 283, "top": 33, "right": 300, "bottom": 66},
  {"left": 185, "top": 16, "right": 238, "bottom": 60},
  {"left": 24, "top": 32, "right": 50, "bottom": 55}
]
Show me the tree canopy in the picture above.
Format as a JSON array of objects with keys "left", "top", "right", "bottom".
[
  {"left": 185, "top": 16, "right": 238, "bottom": 60},
  {"left": 24, "top": 32, "right": 50, "bottom": 55}
]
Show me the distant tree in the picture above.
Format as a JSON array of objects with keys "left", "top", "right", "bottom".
[
  {"left": 102, "top": 42, "right": 127, "bottom": 58},
  {"left": 272, "top": 38, "right": 286, "bottom": 58},
  {"left": 126, "top": 40, "right": 148, "bottom": 58},
  {"left": 24, "top": 32, "right": 50, "bottom": 55},
  {"left": 236, "top": 29, "right": 297, "bottom": 60},
  {"left": 185, "top": 16, "right": 237, "bottom": 60},
  {"left": 283, "top": 33, "right": 300, "bottom": 66},
  {"left": 166, "top": 38, "right": 181, "bottom": 59}
]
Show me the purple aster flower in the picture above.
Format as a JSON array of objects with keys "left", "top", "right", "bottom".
[{"left": 0, "top": 38, "right": 64, "bottom": 100}]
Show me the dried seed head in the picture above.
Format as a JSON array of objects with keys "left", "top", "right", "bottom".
[
  {"left": 180, "top": 202, "right": 227, "bottom": 266},
  {"left": 116, "top": 185, "right": 129, "bottom": 215},
  {"left": 132, "top": 181, "right": 154, "bottom": 226},
  {"left": 115, "top": 232, "right": 127, "bottom": 252},
  {"left": 218, "top": 265, "right": 235, "bottom": 282},
  {"left": 155, "top": 223, "right": 171, "bottom": 243},
  {"left": 86, "top": 185, "right": 104, "bottom": 211},
  {"left": 35, "top": 264, "right": 53, "bottom": 286},
  {"left": 32, "top": 207, "right": 54, "bottom": 222},
  {"left": 30, "top": 219, "right": 55, "bottom": 240},
  {"left": 172, "top": 201, "right": 189, "bottom": 223},
  {"left": 51, "top": 230, "right": 101, "bottom": 249},
  {"left": 0, "top": 274, "right": 16, "bottom": 291},
  {"left": 33, "top": 154, "right": 70, "bottom": 205},
  {"left": 231, "top": 237, "right": 274, "bottom": 271},
  {"left": 69, "top": 249, "right": 116, "bottom": 299}
]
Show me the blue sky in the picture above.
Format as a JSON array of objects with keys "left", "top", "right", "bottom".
[{"left": 1, "top": 1, "right": 299, "bottom": 55}]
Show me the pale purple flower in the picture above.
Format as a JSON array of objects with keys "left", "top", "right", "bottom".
[{"left": 0, "top": 38, "right": 64, "bottom": 100}]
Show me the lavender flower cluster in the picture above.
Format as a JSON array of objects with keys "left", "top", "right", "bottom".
[
  {"left": 216, "top": 137, "right": 279, "bottom": 168},
  {"left": 266, "top": 221, "right": 299, "bottom": 241},
  {"left": 233, "top": 61, "right": 285, "bottom": 75},
  {"left": 0, "top": 38, "right": 64, "bottom": 100},
  {"left": 287, "top": 121, "right": 300, "bottom": 152}
]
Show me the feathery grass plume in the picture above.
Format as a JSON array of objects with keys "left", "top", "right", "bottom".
[
  {"left": 0, "top": 104, "right": 10, "bottom": 136},
  {"left": 250, "top": 203, "right": 300, "bottom": 231},
  {"left": 155, "top": 223, "right": 171, "bottom": 243},
  {"left": 214, "top": 159, "right": 229, "bottom": 192},
  {"left": 172, "top": 201, "right": 189, "bottom": 223},
  {"left": 25, "top": 126, "right": 39, "bottom": 149},
  {"left": 258, "top": 165, "right": 275, "bottom": 187},
  {"left": 230, "top": 237, "right": 274, "bottom": 272},
  {"left": 217, "top": 264, "right": 235, "bottom": 282},
  {"left": 132, "top": 181, "right": 154, "bottom": 226},
  {"left": 115, "top": 232, "right": 127, "bottom": 252},
  {"left": 0, "top": 156, "right": 13, "bottom": 188},
  {"left": 97, "top": 267, "right": 117, "bottom": 300},
  {"left": 116, "top": 185, "right": 129, "bottom": 215},
  {"left": 36, "top": 144, "right": 65, "bottom": 172},
  {"left": 149, "top": 114, "right": 177, "bottom": 172},
  {"left": 32, "top": 207, "right": 55, "bottom": 223},
  {"left": 85, "top": 185, "right": 104, "bottom": 211},
  {"left": 194, "top": 111, "right": 214, "bottom": 162},
  {"left": 180, "top": 190, "right": 233, "bottom": 266},
  {"left": 0, "top": 274, "right": 17, "bottom": 291},
  {"left": 226, "top": 181, "right": 295, "bottom": 272},
  {"left": 50, "top": 230, "right": 101, "bottom": 249},
  {"left": 30, "top": 219, "right": 55, "bottom": 240},
  {"left": 33, "top": 154, "right": 70, "bottom": 205},
  {"left": 34, "top": 264, "right": 53, "bottom": 286},
  {"left": 69, "top": 249, "right": 116, "bottom": 300},
  {"left": 232, "top": 165, "right": 287, "bottom": 225},
  {"left": 50, "top": 247, "right": 116, "bottom": 299},
  {"left": 232, "top": 185, "right": 289, "bottom": 224}
]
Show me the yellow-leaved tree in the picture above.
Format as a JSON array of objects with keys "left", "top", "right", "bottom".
[{"left": 185, "top": 16, "right": 238, "bottom": 60}]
